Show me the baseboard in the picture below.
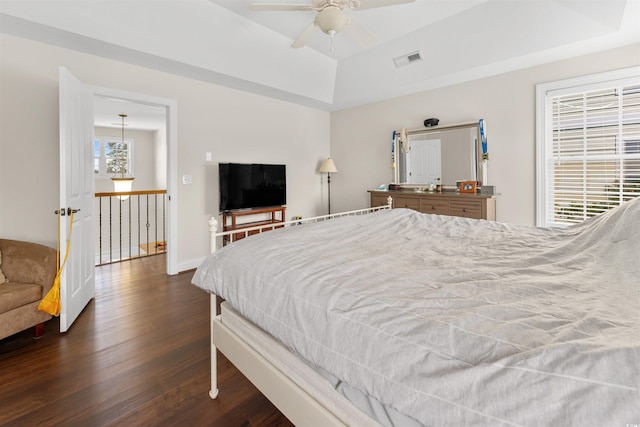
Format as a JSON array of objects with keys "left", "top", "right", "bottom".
[{"left": 178, "top": 256, "right": 206, "bottom": 274}]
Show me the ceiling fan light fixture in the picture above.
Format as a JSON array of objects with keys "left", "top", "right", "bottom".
[
  {"left": 315, "top": 6, "right": 349, "bottom": 34},
  {"left": 259, "top": 0, "right": 416, "bottom": 50}
]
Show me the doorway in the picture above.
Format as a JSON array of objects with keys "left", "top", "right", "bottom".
[{"left": 91, "top": 86, "right": 178, "bottom": 275}]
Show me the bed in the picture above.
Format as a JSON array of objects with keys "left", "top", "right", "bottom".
[{"left": 192, "top": 197, "right": 640, "bottom": 426}]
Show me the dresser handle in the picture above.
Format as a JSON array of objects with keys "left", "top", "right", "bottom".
[
  {"left": 463, "top": 208, "right": 467, "bottom": 212},
  {"left": 431, "top": 206, "right": 436, "bottom": 210}
]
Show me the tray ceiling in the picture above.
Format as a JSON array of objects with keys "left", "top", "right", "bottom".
[{"left": 1, "top": 0, "right": 638, "bottom": 114}]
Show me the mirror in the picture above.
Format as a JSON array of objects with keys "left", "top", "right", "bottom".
[{"left": 396, "top": 122, "right": 485, "bottom": 187}]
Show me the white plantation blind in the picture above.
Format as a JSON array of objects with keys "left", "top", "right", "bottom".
[{"left": 537, "top": 68, "right": 640, "bottom": 227}]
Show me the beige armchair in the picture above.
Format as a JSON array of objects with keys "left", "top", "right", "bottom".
[{"left": 0, "top": 239, "right": 57, "bottom": 340}]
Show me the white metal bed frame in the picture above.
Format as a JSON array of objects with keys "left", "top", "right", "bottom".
[{"left": 205, "top": 198, "right": 393, "bottom": 426}]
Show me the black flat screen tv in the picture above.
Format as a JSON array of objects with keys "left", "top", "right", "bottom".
[{"left": 219, "top": 163, "right": 286, "bottom": 211}]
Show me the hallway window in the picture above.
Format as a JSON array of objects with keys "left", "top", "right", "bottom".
[{"left": 94, "top": 137, "right": 135, "bottom": 178}]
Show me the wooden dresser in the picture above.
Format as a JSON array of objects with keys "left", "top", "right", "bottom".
[{"left": 369, "top": 190, "right": 497, "bottom": 220}]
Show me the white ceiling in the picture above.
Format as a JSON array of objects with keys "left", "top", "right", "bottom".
[
  {"left": 1, "top": 0, "right": 639, "bottom": 130},
  {"left": 211, "top": 0, "right": 488, "bottom": 61},
  {"left": 93, "top": 96, "right": 166, "bottom": 131}
]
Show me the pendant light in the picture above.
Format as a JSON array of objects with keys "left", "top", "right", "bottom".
[{"left": 111, "top": 114, "right": 134, "bottom": 200}]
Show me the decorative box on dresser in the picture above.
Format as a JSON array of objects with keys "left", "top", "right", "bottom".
[{"left": 369, "top": 190, "right": 497, "bottom": 221}]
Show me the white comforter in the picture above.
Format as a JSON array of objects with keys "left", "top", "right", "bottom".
[{"left": 192, "top": 198, "right": 640, "bottom": 426}]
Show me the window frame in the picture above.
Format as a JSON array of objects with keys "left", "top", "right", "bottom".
[
  {"left": 535, "top": 66, "right": 640, "bottom": 227},
  {"left": 94, "top": 136, "right": 135, "bottom": 179}
]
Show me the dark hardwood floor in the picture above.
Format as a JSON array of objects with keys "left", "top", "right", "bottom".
[{"left": 0, "top": 255, "right": 293, "bottom": 427}]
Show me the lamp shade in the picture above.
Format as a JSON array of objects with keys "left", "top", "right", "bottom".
[
  {"left": 112, "top": 177, "right": 134, "bottom": 200},
  {"left": 319, "top": 158, "right": 338, "bottom": 173},
  {"left": 315, "top": 7, "right": 348, "bottom": 35}
]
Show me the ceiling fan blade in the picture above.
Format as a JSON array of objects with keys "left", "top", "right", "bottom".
[
  {"left": 291, "top": 22, "right": 318, "bottom": 48},
  {"left": 344, "top": 16, "right": 377, "bottom": 48},
  {"left": 352, "top": 0, "right": 415, "bottom": 10},
  {"left": 251, "top": 3, "right": 314, "bottom": 11}
]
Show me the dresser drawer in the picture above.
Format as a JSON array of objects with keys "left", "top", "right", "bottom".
[
  {"left": 369, "top": 190, "right": 497, "bottom": 220},
  {"left": 450, "top": 200, "right": 483, "bottom": 219},
  {"left": 393, "top": 196, "right": 420, "bottom": 210},
  {"left": 419, "top": 200, "right": 449, "bottom": 216}
]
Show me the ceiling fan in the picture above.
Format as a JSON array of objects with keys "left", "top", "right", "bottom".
[{"left": 251, "top": 0, "right": 416, "bottom": 50}]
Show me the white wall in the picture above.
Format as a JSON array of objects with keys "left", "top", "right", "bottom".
[
  {"left": 330, "top": 43, "right": 640, "bottom": 225},
  {"left": 2, "top": 32, "right": 637, "bottom": 263},
  {"left": 0, "top": 34, "right": 330, "bottom": 270}
]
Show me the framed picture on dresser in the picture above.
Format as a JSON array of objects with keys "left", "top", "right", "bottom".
[{"left": 459, "top": 181, "right": 477, "bottom": 193}]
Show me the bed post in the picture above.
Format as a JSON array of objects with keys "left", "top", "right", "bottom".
[
  {"left": 208, "top": 217, "right": 220, "bottom": 399},
  {"left": 209, "top": 216, "right": 218, "bottom": 254},
  {"left": 209, "top": 294, "right": 219, "bottom": 399},
  {"left": 387, "top": 196, "right": 393, "bottom": 209}
]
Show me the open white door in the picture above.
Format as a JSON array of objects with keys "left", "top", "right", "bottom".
[{"left": 59, "top": 67, "right": 96, "bottom": 333}]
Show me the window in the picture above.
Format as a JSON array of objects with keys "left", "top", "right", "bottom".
[
  {"left": 536, "top": 67, "right": 640, "bottom": 227},
  {"left": 94, "top": 137, "right": 134, "bottom": 179}
]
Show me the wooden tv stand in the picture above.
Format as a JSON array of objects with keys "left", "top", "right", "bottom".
[{"left": 222, "top": 206, "right": 286, "bottom": 245}]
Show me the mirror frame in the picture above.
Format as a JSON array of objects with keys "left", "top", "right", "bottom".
[{"left": 394, "top": 121, "right": 487, "bottom": 187}]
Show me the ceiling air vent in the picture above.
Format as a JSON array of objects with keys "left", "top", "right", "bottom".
[{"left": 393, "top": 50, "right": 423, "bottom": 68}]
